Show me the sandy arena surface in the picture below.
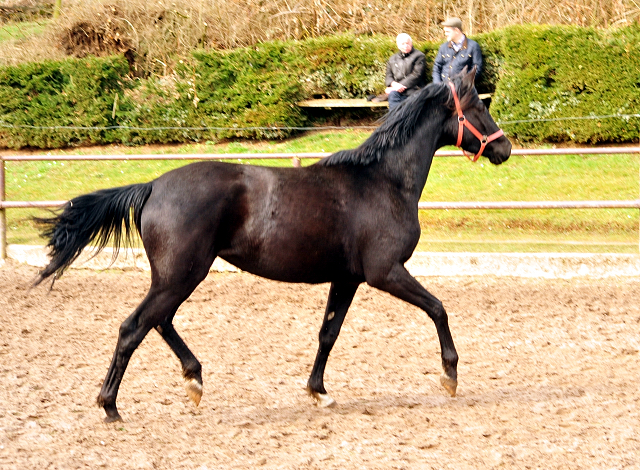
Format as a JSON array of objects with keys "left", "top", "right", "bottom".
[{"left": 1, "top": 260, "right": 639, "bottom": 469}]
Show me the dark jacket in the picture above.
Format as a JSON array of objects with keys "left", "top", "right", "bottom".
[
  {"left": 385, "top": 47, "right": 427, "bottom": 96},
  {"left": 432, "top": 37, "right": 482, "bottom": 83}
]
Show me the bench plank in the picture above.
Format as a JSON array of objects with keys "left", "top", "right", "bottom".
[
  {"left": 298, "top": 93, "right": 491, "bottom": 109},
  {"left": 297, "top": 99, "right": 388, "bottom": 108}
]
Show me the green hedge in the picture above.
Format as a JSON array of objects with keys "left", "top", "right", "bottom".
[
  {"left": 1, "top": 26, "right": 639, "bottom": 148},
  {"left": 190, "top": 41, "right": 307, "bottom": 140},
  {"left": 191, "top": 35, "right": 437, "bottom": 139},
  {"left": 0, "top": 56, "right": 134, "bottom": 148},
  {"left": 489, "top": 25, "right": 640, "bottom": 143}
]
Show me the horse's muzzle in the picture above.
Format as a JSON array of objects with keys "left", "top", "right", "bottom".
[{"left": 488, "top": 138, "right": 512, "bottom": 165}]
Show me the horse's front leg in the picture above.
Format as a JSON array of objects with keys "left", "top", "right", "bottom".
[
  {"left": 367, "top": 263, "right": 458, "bottom": 397},
  {"left": 307, "top": 281, "right": 360, "bottom": 407}
]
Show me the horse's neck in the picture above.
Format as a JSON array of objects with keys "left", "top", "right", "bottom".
[{"left": 379, "top": 115, "right": 444, "bottom": 200}]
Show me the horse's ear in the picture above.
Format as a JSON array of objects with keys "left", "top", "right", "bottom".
[{"left": 462, "top": 66, "right": 476, "bottom": 88}]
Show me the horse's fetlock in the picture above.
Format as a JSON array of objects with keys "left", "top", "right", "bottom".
[
  {"left": 307, "top": 376, "right": 326, "bottom": 395},
  {"left": 442, "top": 353, "right": 458, "bottom": 375},
  {"left": 183, "top": 365, "right": 202, "bottom": 381},
  {"left": 97, "top": 393, "right": 117, "bottom": 413}
]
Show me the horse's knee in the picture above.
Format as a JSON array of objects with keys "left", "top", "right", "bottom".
[
  {"left": 118, "top": 316, "right": 137, "bottom": 339},
  {"left": 319, "top": 326, "right": 340, "bottom": 348},
  {"left": 117, "top": 315, "right": 150, "bottom": 354},
  {"left": 421, "top": 298, "right": 446, "bottom": 323}
]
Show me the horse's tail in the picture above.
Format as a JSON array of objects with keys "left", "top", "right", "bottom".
[{"left": 33, "top": 182, "right": 153, "bottom": 287}]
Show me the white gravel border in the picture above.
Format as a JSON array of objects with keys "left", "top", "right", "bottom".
[{"left": 4, "top": 244, "right": 640, "bottom": 279}]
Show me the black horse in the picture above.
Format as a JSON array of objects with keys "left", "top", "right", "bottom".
[{"left": 34, "top": 69, "right": 511, "bottom": 422}]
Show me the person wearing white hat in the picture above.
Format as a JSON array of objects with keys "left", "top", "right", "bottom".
[{"left": 380, "top": 33, "right": 427, "bottom": 110}]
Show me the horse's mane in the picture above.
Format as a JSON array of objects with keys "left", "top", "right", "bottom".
[{"left": 319, "top": 81, "right": 454, "bottom": 167}]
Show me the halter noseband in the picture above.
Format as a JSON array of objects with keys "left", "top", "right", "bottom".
[{"left": 448, "top": 81, "right": 504, "bottom": 162}]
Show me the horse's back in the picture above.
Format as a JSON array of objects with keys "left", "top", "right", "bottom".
[{"left": 140, "top": 161, "right": 364, "bottom": 283}]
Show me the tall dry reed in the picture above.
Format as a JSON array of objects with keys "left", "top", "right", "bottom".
[{"left": 1, "top": 0, "right": 639, "bottom": 73}]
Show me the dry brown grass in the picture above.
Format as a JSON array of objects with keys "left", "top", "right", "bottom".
[{"left": 1, "top": 0, "right": 639, "bottom": 74}]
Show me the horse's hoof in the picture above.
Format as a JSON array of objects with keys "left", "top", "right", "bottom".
[
  {"left": 440, "top": 373, "right": 458, "bottom": 397},
  {"left": 185, "top": 378, "right": 203, "bottom": 406},
  {"left": 311, "top": 392, "right": 336, "bottom": 408},
  {"left": 103, "top": 413, "right": 123, "bottom": 423},
  {"left": 316, "top": 393, "right": 337, "bottom": 408},
  {"left": 98, "top": 395, "right": 123, "bottom": 422},
  {"left": 306, "top": 386, "right": 337, "bottom": 408}
]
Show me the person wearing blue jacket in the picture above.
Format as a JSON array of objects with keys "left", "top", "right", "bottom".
[{"left": 432, "top": 17, "right": 482, "bottom": 83}]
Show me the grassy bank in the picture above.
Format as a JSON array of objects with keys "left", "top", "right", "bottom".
[
  {"left": 3, "top": 130, "right": 639, "bottom": 253},
  {"left": 0, "top": 20, "right": 49, "bottom": 42}
]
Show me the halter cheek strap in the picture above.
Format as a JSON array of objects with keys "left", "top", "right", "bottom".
[{"left": 448, "top": 81, "right": 504, "bottom": 162}]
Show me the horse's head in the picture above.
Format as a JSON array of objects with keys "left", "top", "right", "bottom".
[{"left": 446, "top": 68, "right": 511, "bottom": 165}]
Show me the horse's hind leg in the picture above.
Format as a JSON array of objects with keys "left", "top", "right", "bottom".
[
  {"left": 154, "top": 321, "right": 203, "bottom": 405},
  {"left": 97, "top": 290, "right": 172, "bottom": 422},
  {"left": 97, "top": 259, "right": 213, "bottom": 422},
  {"left": 307, "top": 281, "right": 359, "bottom": 407},
  {"left": 367, "top": 263, "right": 458, "bottom": 397}
]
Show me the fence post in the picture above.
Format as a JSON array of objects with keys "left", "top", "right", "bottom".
[
  {"left": 0, "top": 156, "right": 6, "bottom": 259},
  {"left": 292, "top": 156, "right": 301, "bottom": 168}
]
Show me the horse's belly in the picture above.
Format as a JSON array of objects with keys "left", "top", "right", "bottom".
[
  {"left": 218, "top": 245, "right": 355, "bottom": 284},
  {"left": 217, "top": 189, "right": 361, "bottom": 282}
]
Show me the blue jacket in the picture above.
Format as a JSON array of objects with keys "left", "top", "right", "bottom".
[{"left": 432, "top": 37, "right": 482, "bottom": 83}]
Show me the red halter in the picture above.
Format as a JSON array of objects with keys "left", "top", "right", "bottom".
[{"left": 448, "top": 81, "right": 504, "bottom": 162}]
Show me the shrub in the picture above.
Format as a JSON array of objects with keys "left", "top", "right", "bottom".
[
  {"left": 1, "top": 26, "right": 639, "bottom": 148},
  {"left": 191, "top": 41, "right": 308, "bottom": 139},
  {"left": 490, "top": 24, "right": 640, "bottom": 143},
  {"left": 5, "top": 0, "right": 639, "bottom": 75},
  {"left": 190, "top": 34, "right": 443, "bottom": 139},
  {"left": 0, "top": 55, "right": 133, "bottom": 148}
]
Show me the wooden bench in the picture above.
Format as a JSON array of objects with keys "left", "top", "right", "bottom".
[
  {"left": 297, "top": 99, "right": 388, "bottom": 109},
  {"left": 298, "top": 94, "right": 492, "bottom": 109}
]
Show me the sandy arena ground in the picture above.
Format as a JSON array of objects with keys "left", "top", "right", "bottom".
[{"left": 1, "top": 259, "right": 639, "bottom": 469}]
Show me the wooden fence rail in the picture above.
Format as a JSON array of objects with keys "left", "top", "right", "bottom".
[{"left": 2, "top": 147, "right": 640, "bottom": 259}]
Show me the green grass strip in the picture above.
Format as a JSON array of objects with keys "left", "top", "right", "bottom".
[{"left": 4, "top": 130, "right": 639, "bottom": 252}]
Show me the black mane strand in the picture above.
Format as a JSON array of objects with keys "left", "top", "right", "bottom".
[{"left": 319, "top": 82, "right": 450, "bottom": 167}]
